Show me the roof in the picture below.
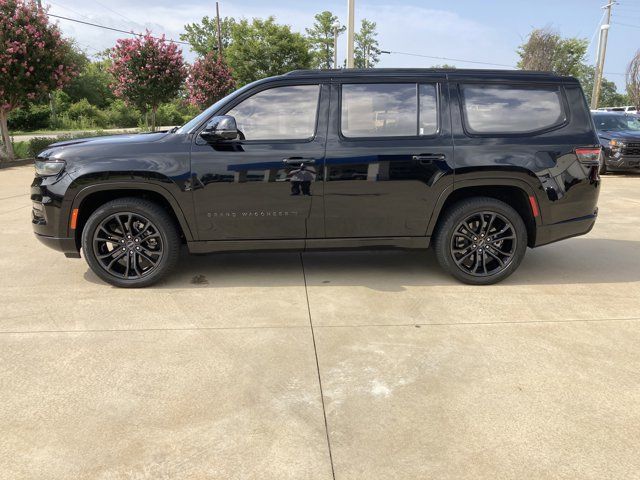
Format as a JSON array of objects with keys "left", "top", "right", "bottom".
[{"left": 283, "top": 68, "right": 577, "bottom": 82}]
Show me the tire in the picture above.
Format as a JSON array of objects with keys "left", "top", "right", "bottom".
[
  {"left": 81, "top": 197, "right": 180, "bottom": 288},
  {"left": 433, "top": 197, "right": 528, "bottom": 285}
]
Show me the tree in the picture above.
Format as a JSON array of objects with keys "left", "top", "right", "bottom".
[
  {"left": 0, "top": 0, "right": 77, "bottom": 162},
  {"left": 187, "top": 52, "right": 236, "bottom": 109},
  {"left": 627, "top": 50, "right": 640, "bottom": 111},
  {"left": 306, "top": 11, "right": 344, "bottom": 69},
  {"left": 109, "top": 32, "right": 186, "bottom": 130},
  {"left": 226, "top": 17, "right": 312, "bottom": 86},
  {"left": 354, "top": 19, "right": 381, "bottom": 68},
  {"left": 64, "top": 57, "right": 114, "bottom": 109},
  {"left": 517, "top": 28, "right": 588, "bottom": 77},
  {"left": 578, "top": 66, "right": 628, "bottom": 108},
  {"left": 180, "top": 16, "right": 236, "bottom": 57}
]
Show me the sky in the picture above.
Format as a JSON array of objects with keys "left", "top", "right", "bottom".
[{"left": 44, "top": 0, "right": 640, "bottom": 92}]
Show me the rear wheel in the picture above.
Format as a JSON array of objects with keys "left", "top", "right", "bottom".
[
  {"left": 433, "top": 197, "right": 528, "bottom": 285},
  {"left": 81, "top": 198, "right": 180, "bottom": 288}
]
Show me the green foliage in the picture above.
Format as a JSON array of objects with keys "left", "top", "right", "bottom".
[
  {"left": 226, "top": 17, "right": 312, "bottom": 86},
  {"left": 8, "top": 103, "right": 51, "bottom": 131},
  {"left": 104, "top": 99, "right": 141, "bottom": 128},
  {"left": 66, "top": 99, "right": 107, "bottom": 128},
  {"left": 306, "top": 11, "right": 344, "bottom": 69},
  {"left": 156, "top": 102, "right": 186, "bottom": 126},
  {"left": 180, "top": 16, "right": 236, "bottom": 56},
  {"left": 64, "top": 58, "right": 114, "bottom": 108},
  {"left": 577, "top": 66, "right": 629, "bottom": 108},
  {"left": 354, "top": 19, "right": 381, "bottom": 68},
  {"left": 11, "top": 140, "right": 29, "bottom": 159},
  {"left": 517, "top": 28, "right": 588, "bottom": 77}
]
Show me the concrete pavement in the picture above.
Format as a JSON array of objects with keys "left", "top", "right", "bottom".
[{"left": 1, "top": 164, "right": 639, "bottom": 479}]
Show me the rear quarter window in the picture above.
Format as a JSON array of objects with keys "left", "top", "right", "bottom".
[{"left": 461, "top": 84, "right": 566, "bottom": 134}]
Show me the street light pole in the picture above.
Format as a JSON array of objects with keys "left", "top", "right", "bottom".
[
  {"left": 591, "top": 1, "right": 615, "bottom": 109},
  {"left": 346, "top": 0, "right": 355, "bottom": 68},
  {"left": 332, "top": 22, "right": 340, "bottom": 68}
]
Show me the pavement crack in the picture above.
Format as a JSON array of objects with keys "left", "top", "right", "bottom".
[{"left": 300, "top": 252, "right": 336, "bottom": 480}]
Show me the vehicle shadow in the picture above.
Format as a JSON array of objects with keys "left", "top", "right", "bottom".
[{"left": 83, "top": 237, "right": 640, "bottom": 290}]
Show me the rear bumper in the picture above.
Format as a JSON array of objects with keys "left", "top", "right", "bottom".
[
  {"left": 534, "top": 211, "right": 597, "bottom": 247},
  {"left": 34, "top": 233, "right": 81, "bottom": 258}
]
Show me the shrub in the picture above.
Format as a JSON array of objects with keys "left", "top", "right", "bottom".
[
  {"left": 105, "top": 99, "right": 141, "bottom": 128},
  {"left": 156, "top": 102, "right": 185, "bottom": 126},
  {"left": 67, "top": 99, "right": 107, "bottom": 127},
  {"left": 7, "top": 104, "right": 51, "bottom": 131}
]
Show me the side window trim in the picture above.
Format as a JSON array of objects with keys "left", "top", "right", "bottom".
[
  {"left": 458, "top": 82, "right": 570, "bottom": 137},
  {"left": 338, "top": 82, "right": 442, "bottom": 141}
]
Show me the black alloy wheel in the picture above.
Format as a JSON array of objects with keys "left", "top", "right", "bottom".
[
  {"left": 433, "top": 197, "right": 528, "bottom": 285},
  {"left": 449, "top": 211, "right": 517, "bottom": 277},
  {"left": 92, "top": 212, "right": 164, "bottom": 280},
  {"left": 82, "top": 198, "right": 180, "bottom": 288}
]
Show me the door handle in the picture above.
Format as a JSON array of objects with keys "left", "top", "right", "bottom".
[
  {"left": 412, "top": 153, "right": 446, "bottom": 164},
  {"left": 283, "top": 157, "right": 316, "bottom": 165}
]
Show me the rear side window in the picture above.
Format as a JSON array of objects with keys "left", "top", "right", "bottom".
[
  {"left": 461, "top": 84, "right": 565, "bottom": 134},
  {"left": 341, "top": 83, "right": 438, "bottom": 138}
]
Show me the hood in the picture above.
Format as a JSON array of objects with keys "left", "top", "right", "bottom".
[
  {"left": 596, "top": 130, "right": 640, "bottom": 142},
  {"left": 46, "top": 131, "right": 169, "bottom": 150}
]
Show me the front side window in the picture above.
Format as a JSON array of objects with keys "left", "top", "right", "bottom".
[
  {"left": 340, "top": 83, "right": 439, "bottom": 138},
  {"left": 227, "top": 85, "right": 319, "bottom": 141},
  {"left": 461, "top": 84, "right": 565, "bottom": 134}
]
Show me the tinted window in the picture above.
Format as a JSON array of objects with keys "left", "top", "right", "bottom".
[
  {"left": 227, "top": 85, "right": 319, "bottom": 140},
  {"left": 461, "top": 84, "right": 564, "bottom": 134},
  {"left": 419, "top": 84, "right": 438, "bottom": 135}
]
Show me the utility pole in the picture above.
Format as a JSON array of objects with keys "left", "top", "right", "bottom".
[
  {"left": 346, "top": 0, "right": 355, "bottom": 68},
  {"left": 215, "top": 1, "right": 223, "bottom": 57},
  {"left": 332, "top": 22, "right": 340, "bottom": 69},
  {"left": 591, "top": 1, "right": 615, "bottom": 109}
]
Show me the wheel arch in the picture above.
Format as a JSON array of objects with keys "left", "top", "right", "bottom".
[
  {"left": 427, "top": 178, "right": 541, "bottom": 248},
  {"left": 70, "top": 182, "right": 194, "bottom": 251}
]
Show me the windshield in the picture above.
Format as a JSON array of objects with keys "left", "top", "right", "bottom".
[
  {"left": 593, "top": 114, "right": 640, "bottom": 132},
  {"left": 175, "top": 82, "right": 258, "bottom": 134}
]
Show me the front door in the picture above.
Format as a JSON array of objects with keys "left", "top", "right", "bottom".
[
  {"left": 323, "top": 78, "right": 453, "bottom": 238},
  {"left": 191, "top": 83, "right": 328, "bottom": 241}
]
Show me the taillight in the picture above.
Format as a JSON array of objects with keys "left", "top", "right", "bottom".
[{"left": 575, "top": 147, "right": 601, "bottom": 167}]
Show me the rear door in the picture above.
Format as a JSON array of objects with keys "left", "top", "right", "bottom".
[{"left": 323, "top": 76, "right": 453, "bottom": 238}]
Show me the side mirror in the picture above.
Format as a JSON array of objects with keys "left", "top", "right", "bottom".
[{"left": 200, "top": 115, "right": 239, "bottom": 142}]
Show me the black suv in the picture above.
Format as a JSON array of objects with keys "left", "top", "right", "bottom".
[{"left": 32, "top": 69, "right": 601, "bottom": 287}]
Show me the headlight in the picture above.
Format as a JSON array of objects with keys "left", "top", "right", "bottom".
[
  {"left": 34, "top": 159, "right": 66, "bottom": 176},
  {"left": 610, "top": 139, "right": 626, "bottom": 152}
]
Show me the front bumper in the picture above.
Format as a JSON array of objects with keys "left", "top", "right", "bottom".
[
  {"left": 34, "top": 233, "right": 81, "bottom": 258},
  {"left": 604, "top": 153, "right": 640, "bottom": 171}
]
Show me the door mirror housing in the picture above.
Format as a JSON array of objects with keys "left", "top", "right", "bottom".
[{"left": 200, "top": 115, "right": 239, "bottom": 142}]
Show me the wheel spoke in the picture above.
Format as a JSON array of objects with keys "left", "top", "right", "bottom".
[
  {"left": 449, "top": 210, "right": 517, "bottom": 277},
  {"left": 92, "top": 211, "right": 164, "bottom": 280}
]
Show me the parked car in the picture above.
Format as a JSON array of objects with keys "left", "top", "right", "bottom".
[
  {"left": 597, "top": 106, "right": 638, "bottom": 113},
  {"left": 592, "top": 110, "right": 640, "bottom": 174},
  {"left": 32, "top": 68, "right": 601, "bottom": 287}
]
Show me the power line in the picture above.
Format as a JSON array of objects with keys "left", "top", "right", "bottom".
[
  {"left": 91, "top": 0, "right": 136, "bottom": 25},
  {"left": 380, "top": 50, "right": 515, "bottom": 68},
  {"left": 47, "top": 13, "right": 193, "bottom": 46},
  {"left": 611, "top": 21, "right": 640, "bottom": 28},
  {"left": 380, "top": 48, "right": 624, "bottom": 78}
]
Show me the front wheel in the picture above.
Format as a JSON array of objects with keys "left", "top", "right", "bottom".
[
  {"left": 81, "top": 198, "right": 180, "bottom": 288},
  {"left": 433, "top": 197, "right": 528, "bottom": 285}
]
